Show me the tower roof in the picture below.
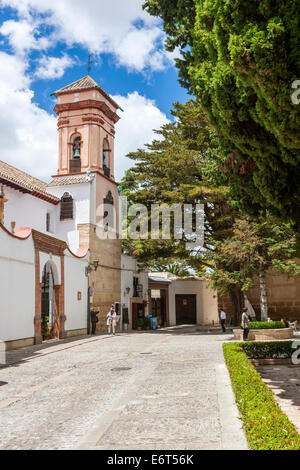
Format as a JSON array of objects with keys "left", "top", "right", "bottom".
[
  {"left": 54, "top": 75, "right": 120, "bottom": 109},
  {"left": 54, "top": 75, "right": 99, "bottom": 94}
]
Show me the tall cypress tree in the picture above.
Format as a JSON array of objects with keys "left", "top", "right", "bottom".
[{"left": 143, "top": 0, "right": 300, "bottom": 227}]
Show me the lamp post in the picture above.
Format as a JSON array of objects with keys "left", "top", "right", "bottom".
[{"left": 85, "top": 259, "right": 99, "bottom": 334}]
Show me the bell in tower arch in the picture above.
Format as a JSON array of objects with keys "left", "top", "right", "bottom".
[{"left": 72, "top": 135, "right": 81, "bottom": 159}]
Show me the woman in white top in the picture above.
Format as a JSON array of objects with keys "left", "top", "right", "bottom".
[{"left": 106, "top": 305, "right": 117, "bottom": 335}]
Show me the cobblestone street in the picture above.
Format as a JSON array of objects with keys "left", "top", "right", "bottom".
[{"left": 0, "top": 327, "right": 247, "bottom": 450}]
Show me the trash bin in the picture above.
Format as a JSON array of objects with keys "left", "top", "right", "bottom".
[{"left": 150, "top": 317, "right": 157, "bottom": 330}]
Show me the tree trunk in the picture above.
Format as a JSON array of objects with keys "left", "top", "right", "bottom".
[
  {"left": 229, "top": 288, "right": 244, "bottom": 325},
  {"left": 259, "top": 265, "right": 268, "bottom": 321}
]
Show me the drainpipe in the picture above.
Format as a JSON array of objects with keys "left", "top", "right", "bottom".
[{"left": 87, "top": 272, "right": 91, "bottom": 335}]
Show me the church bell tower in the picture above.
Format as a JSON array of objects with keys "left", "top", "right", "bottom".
[{"left": 52, "top": 76, "right": 122, "bottom": 331}]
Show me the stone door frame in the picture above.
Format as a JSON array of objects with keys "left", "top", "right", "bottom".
[{"left": 32, "top": 230, "right": 67, "bottom": 345}]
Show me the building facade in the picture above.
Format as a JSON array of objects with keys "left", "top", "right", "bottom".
[
  {"left": 121, "top": 255, "right": 149, "bottom": 331},
  {"left": 0, "top": 75, "right": 126, "bottom": 348},
  {"left": 148, "top": 273, "right": 219, "bottom": 327}
]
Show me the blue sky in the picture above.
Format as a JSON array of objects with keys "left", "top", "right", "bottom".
[{"left": 0, "top": 0, "right": 189, "bottom": 181}]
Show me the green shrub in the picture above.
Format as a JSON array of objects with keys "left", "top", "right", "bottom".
[
  {"left": 249, "top": 321, "right": 285, "bottom": 330},
  {"left": 136, "top": 318, "right": 144, "bottom": 327},
  {"left": 223, "top": 342, "right": 300, "bottom": 450},
  {"left": 242, "top": 341, "right": 294, "bottom": 359}
]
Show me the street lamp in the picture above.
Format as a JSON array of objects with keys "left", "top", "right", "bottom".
[
  {"left": 85, "top": 259, "right": 99, "bottom": 334},
  {"left": 85, "top": 259, "right": 99, "bottom": 277}
]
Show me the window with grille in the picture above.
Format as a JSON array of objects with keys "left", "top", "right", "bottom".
[
  {"left": 46, "top": 213, "right": 51, "bottom": 232},
  {"left": 60, "top": 192, "right": 73, "bottom": 220}
]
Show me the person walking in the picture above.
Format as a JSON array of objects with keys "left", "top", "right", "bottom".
[
  {"left": 220, "top": 309, "right": 226, "bottom": 333},
  {"left": 90, "top": 308, "right": 99, "bottom": 335},
  {"left": 241, "top": 307, "right": 250, "bottom": 341},
  {"left": 106, "top": 304, "right": 117, "bottom": 335}
]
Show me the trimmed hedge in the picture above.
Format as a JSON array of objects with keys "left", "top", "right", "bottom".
[
  {"left": 242, "top": 341, "right": 294, "bottom": 359},
  {"left": 249, "top": 321, "right": 285, "bottom": 329},
  {"left": 223, "top": 342, "right": 300, "bottom": 450}
]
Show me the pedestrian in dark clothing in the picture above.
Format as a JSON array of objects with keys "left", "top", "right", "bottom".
[
  {"left": 91, "top": 308, "right": 99, "bottom": 335},
  {"left": 281, "top": 318, "right": 290, "bottom": 328},
  {"left": 219, "top": 310, "right": 226, "bottom": 332},
  {"left": 241, "top": 307, "right": 250, "bottom": 341}
]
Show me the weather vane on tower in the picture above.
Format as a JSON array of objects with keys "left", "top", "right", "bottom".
[{"left": 87, "top": 53, "right": 93, "bottom": 74}]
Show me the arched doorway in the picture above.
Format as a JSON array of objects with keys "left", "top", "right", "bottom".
[{"left": 41, "top": 261, "right": 59, "bottom": 340}]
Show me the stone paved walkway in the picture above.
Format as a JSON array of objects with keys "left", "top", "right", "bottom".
[
  {"left": 256, "top": 363, "right": 300, "bottom": 434},
  {"left": 0, "top": 326, "right": 247, "bottom": 450}
]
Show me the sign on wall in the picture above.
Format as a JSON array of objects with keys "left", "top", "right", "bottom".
[{"left": 151, "top": 289, "right": 161, "bottom": 299}]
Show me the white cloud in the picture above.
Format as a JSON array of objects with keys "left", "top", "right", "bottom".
[
  {"left": 35, "top": 54, "right": 75, "bottom": 80},
  {"left": 0, "top": 51, "right": 168, "bottom": 183},
  {"left": 0, "top": 52, "right": 57, "bottom": 181},
  {"left": 115, "top": 26, "right": 165, "bottom": 71},
  {"left": 0, "top": 0, "right": 173, "bottom": 72},
  {"left": 0, "top": 19, "right": 51, "bottom": 55},
  {"left": 113, "top": 92, "right": 169, "bottom": 181}
]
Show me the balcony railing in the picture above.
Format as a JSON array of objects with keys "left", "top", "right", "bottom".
[{"left": 69, "top": 158, "right": 81, "bottom": 174}]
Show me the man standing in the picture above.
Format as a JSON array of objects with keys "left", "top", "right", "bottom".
[
  {"left": 220, "top": 309, "right": 226, "bottom": 333},
  {"left": 242, "top": 307, "right": 250, "bottom": 341},
  {"left": 90, "top": 308, "right": 99, "bottom": 335}
]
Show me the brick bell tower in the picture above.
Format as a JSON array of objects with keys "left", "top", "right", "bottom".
[{"left": 53, "top": 76, "right": 122, "bottom": 330}]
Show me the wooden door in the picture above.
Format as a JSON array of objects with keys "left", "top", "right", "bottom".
[{"left": 175, "top": 294, "right": 196, "bottom": 324}]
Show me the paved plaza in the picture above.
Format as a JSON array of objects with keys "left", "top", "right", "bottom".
[{"left": 0, "top": 326, "right": 247, "bottom": 450}]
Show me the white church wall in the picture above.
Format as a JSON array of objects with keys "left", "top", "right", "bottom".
[
  {"left": 0, "top": 227, "right": 35, "bottom": 342},
  {"left": 47, "top": 182, "right": 91, "bottom": 253},
  {"left": 64, "top": 250, "right": 89, "bottom": 333},
  {"left": 3, "top": 187, "right": 58, "bottom": 235}
]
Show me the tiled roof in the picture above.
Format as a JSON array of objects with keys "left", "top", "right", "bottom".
[
  {"left": 54, "top": 75, "right": 120, "bottom": 109},
  {"left": 54, "top": 76, "right": 99, "bottom": 95},
  {"left": 0, "top": 160, "right": 59, "bottom": 203},
  {"left": 148, "top": 276, "right": 172, "bottom": 283},
  {"left": 47, "top": 175, "right": 91, "bottom": 187}
]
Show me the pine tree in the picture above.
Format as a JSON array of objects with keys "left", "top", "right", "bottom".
[
  {"left": 121, "top": 100, "right": 244, "bottom": 321},
  {"left": 209, "top": 216, "right": 300, "bottom": 320}
]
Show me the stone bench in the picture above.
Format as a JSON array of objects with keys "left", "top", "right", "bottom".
[{"left": 233, "top": 328, "right": 294, "bottom": 341}]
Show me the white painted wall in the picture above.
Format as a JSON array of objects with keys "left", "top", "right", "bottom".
[
  {"left": 3, "top": 175, "right": 96, "bottom": 255},
  {"left": 3, "top": 186, "right": 58, "bottom": 235},
  {"left": 64, "top": 250, "right": 89, "bottom": 332},
  {"left": 47, "top": 180, "right": 94, "bottom": 253},
  {"left": 121, "top": 255, "right": 148, "bottom": 326},
  {"left": 0, "top": 227, "right": 35, "bottom": 342}
]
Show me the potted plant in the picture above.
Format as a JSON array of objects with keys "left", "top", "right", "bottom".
[
  {"left": 144, "top": 318, "right": 151, "bottom": 330},
  {"left": 136, "top": 318, "right": 144, "bottom": 331}
]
